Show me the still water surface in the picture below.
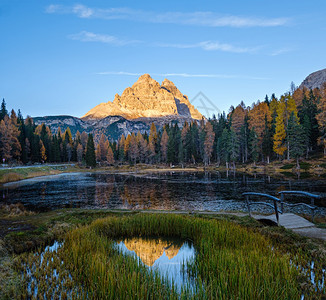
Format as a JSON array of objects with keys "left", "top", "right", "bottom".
[
  {"left": 1, "top": 171, "right": 326, "bottom": 214},
  {"left": 116, "top": 237, "right": 195, "bottom": 292}
]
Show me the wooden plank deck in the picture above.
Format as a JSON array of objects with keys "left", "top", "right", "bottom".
[
  {"left": 252, "top": 213, "right": 315, "bottom": 229},
  {"left": 253, "top": 213, "right": 326, "bottom": 240}
]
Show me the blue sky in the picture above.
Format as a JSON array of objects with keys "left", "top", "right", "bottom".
[{"left": 1, "top": 0, "right": 325, "bottom": 118}]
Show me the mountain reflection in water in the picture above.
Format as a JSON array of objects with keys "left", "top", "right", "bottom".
[{"left": 116, "top": 237, "right": 195, "bottom": 292}]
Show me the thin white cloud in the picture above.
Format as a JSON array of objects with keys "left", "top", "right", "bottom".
[
  {"left": 270, "top": 47, "right": 292, "bottom": 56},
  {"left": 96, "top": 71, "right": 269, "bottom": 80},
  {"left": 46, "top": 4, "right": 290, "bottom": 28},
  {"left": 158, "top": 41, "right": 260, "bottom": 54},
  {"left": 68, "top": 31, "right": 258, "bottom": 54},
  {"left": 68, "top": 31, "right": 140, "bottom": 46}
]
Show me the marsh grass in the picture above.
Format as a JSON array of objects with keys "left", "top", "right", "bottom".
[{"left": 18, "top": 214, "right": 306, "bottom": 299}]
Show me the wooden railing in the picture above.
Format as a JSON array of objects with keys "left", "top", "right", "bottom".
[
  {"left": 242, "top": 192, "right": 282, "bottom": 225},
  {"left": 242, "top": 191, "right": 321, "bottom": 225},
  {"left": 278, "top": 191, "right": 320, "bottom": 222}
]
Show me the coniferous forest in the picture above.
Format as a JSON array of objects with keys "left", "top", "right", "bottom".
[{"left": 1, "top": 84, "right": 326, "bottom": 168}]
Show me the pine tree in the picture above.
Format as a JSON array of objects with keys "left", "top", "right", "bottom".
[
  {"left": 287, "top": 112, "right": 306, "bottom": 168},
  {"left": 228, "top": 128, "right": 240, "bottom": 168},
  {"left": 0, "top": 119, "right": 11, "bottom": 162},
  {"left": 262, "top": 115, "right": 273, "bottom": 163},
  {"left": 0, "top": 99, "right": 8, "bottom": 121},
  {"left": 85, "top": 134, "right": 96, "bottom": 167},
  {"left": 249, "top": 128, "right": 259, "bottom": 164},
  {"left": 317, "top": 83, "right": 326, "bottom": 156},
  {"left": 220, "top": 128, "right": 230, "bottom": 168}
]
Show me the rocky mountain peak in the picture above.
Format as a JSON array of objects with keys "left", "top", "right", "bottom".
[
  {"left": 83, "top": 74, "right": 203, "bottom": 120},
  {"left": 299, "top": 68, "right": 326, "bottom": 90}
]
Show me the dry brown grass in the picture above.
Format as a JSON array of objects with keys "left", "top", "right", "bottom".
[
  {"left": 0, "top": 172, "right": 23, "bottom": 183},
  {"left": 1, "top": 203, "right": 35, "bottom": 218}
]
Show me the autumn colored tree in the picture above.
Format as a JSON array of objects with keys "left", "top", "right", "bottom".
[
  {"left": 137, "top": 132, "right": 147, "bottom": 163},
  {"left": 118, "top": 135, "right": 126, "bottom": 162},
  {"left": 203, "top": 122, "right": 215, "bottom": 166},
  {"left": 160, "top": 129, "right": 169, "bottom": 163},
  {"left": 98, "top": 133, "right": 109, "bottom": 162},
  {"left": 273, "top": 100, "right": 287, "bottom": 157},
  {"left": 248, "top": 102, "right": 271, "bottom": 147},
  {"left": 0, "top": 120, "right": 11, "bottom": 162},
  {"left": 107, "top": 146, "right": 115, "bottom": 165},
  {"left": 40, "top": 140, "right": 47, "bottom": 162},
  {"left": 128, "top": 132, "right": 139, "bottom": 164},
  {"left": 230, "top": 103, "right": 247, "bottom": 134}
]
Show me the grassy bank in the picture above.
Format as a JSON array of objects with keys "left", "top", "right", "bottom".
[
  {"left": 0, "top": 207, "right": 324, "bottom": 299},
  {"left": 0, "top": 164, "right": 80, "bottom": 184}
]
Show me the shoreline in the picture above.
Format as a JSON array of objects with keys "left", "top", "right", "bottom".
[{"left": 0, "top": 159, "right": 326, "bottom": 185}]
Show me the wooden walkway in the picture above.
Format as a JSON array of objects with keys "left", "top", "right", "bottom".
[{"left": 253, "top": 213, "right": 326, "bottom": 240}]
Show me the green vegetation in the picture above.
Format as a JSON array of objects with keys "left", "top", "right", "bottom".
[
  {"left": 14, "top": 214, "right": 320, "bottom": 299},
  {"left": 1, "top": 208, "right": 325, "bottom": 299}
]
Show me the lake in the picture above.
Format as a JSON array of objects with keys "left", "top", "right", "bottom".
[{"left": 1, "top": 171, "right": 326, "bottom": 215}]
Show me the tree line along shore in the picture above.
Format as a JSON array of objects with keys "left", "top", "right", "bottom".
[{"left": 0, "top": 83, "right": 325, "bottom": 169}]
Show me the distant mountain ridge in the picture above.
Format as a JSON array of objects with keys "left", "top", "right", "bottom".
[
  {"left": 299, "top": 68, "right": 326, "bottom": 90},
  {"left": 34, "top": 74, "right": 202, "bottom": 140},
  {"left": 33, "top": 114, "right": 195, "bottom": 141},
  {"left": 83, "top": 74, "right": 203, "bottom": 120}
]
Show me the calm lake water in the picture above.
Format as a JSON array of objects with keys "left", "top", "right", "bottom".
[
  {"left": 116, "top": 237, "right": 195, "bottom": 292},
  {"left": 1, "top": 171, "right": 326, "bottom": 215}
]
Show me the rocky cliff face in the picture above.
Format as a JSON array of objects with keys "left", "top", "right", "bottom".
[
  {"left": 83, "top": 74, "right": 203, "bottom": 120},
  {"left": 299, "top": 68, "right": 326, "bottom": 90}
]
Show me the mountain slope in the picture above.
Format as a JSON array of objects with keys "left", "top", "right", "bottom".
[
  {"left": 299, "top": 68, "right": 326, "bottom": 90},
  {"left": 82, "top": 74, "right": 202, "bottom": 120}
]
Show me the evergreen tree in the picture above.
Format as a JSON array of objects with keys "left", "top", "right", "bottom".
[
  {"left": 287, "top": 112, "right": 306, "bottom": 168},
  {"left": 228, "top": 128, "right": 240, "bottom": 168},
  {"left": 85, "top": 134, "right": 96, "bottom": 167},
  {"left": 220, "top": 128, "right": 230, "bottom": 168},
  {"left": 0, "top": 99, "right": 8, "bottom": 121},
  {"left": 298, "top": 91, "right": 319, "bottom": 155},
  {"left": 249, "top": 128, "right": 259, "bottom": 164},
  {"left": 262, "top": 115, "right": 273, "bottom": 163}
]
